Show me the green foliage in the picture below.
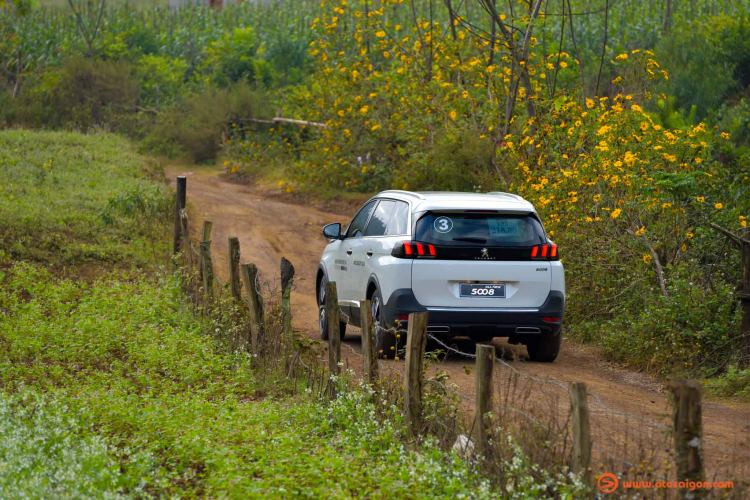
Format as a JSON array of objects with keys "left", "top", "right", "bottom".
[
  {"left": 0, "top": 390, "right": 123, "bottom": 499},
  {"left": 0, "top": 260, "right": 504, "bottom": 498},
  {"left": 148, "top": 82, "right": 273, "bottom": 162},
  {"left": 202, "top": 26, "right": 261, "bottom": 86},
  {"left": 706, "top": 365, "right": 750, "bottom": 399},
  {"left": 399, "top": 132, "right": 495, "bottom": 192},
  {"left": 657, "top": 15, "right": 750, "bottom": 120},
  {"left": 5, "top": 56, "right": 138, "bottom": 130},
  {"left": 574, "top": 269, "right": 742, "bottom": 377},
  {"left": 137, "top": 54, "right": 188, "bottom": 107},
  {"left": 0, "top": 130, "right": 169, "bottom": 266}
]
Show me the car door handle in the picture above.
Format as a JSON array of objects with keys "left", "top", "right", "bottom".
[
  {"left": 346, "top": 249, "right": 353, "bottom": 255},
  {"left": 366, "top": 251, "right": 373, "bottom": 257}
]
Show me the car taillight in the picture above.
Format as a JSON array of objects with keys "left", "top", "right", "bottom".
[
  {"left": 396, "top": 314, "right": 409, "bottom": 321},
  {"left": 542, "top": 316, "right": 560, "bottom": 323},
  {"left": 531, "top": 244, "right": 559, "bottom": 261},
  {"left": 392, "top": 241, "right": 438, "bottom": 259}
]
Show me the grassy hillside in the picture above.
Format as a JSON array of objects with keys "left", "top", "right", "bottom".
[{"left": 0, "top": 130, "right": 170, "bottom": 268}]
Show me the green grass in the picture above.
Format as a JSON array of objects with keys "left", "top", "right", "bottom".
[
  {"left": 0, "top": 130, "right": 170, "bottom": 269},
  {"left": 0, "top": 260, "right": 497, "bottom": 498}
]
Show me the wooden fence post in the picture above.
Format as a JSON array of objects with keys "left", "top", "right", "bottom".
[
  {"left": 570, "top": 382, "right": 593, "bottom": 487},
  {"left": 199, "top": 221, "right": 213, "bottom": 305},
  {"left": 199, "top": 221, "right": 213, "bottom": 283},
  {"left": 475, "top": 344, "right": 495, "bottom": 458},
  {"left": 228, "top": 237, "right": 241, "bottom": 301},
  {"left": 200, "top": 240, "right": 213, "bottom": 305},
  {"left": 173, "top": 176, "right": 186, "bottom": 260},
  {"left": 360, "top": 299, "right": 379, "bottom": 385},
  {"left": 669, "top": 379, "right": 706, "bottom": 497},
  {"left": 325, "top": 281, "right": 341, "bottom": 377},
  {"left": 180, "top": 210, "right": 190, "bottom": 268},
  {"left": 404, "top": 312, "right": 428, "bottom": 436},
  {"left": 280, "top": 257, "right": 295, "bottom": 336},
  {"left": 240, "top": 263, "right": 264, "bottom": 353}
]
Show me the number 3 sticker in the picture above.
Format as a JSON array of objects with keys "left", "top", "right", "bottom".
[{"left": 434, "top": 216, "right": 453, "bottom": 233}]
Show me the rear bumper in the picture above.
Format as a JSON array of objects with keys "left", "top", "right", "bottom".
[{"left": 383, "top": 289, "right": 564, "bottom": 338}]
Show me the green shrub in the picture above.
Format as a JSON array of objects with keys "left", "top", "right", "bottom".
[
  {"left": 149, "top": 82, "right": 272, "bottom": 162},
  {"left": 574, "top": 271, "right": 742, "bottom": 378},
  {"left": 137, "top": 54, "right": 188, "bottom": 108},
  {"left": 657, "top": 15, "right": 750, "bottom": 120},
  {"left": 6, "top": 57, "right": 138, "bottom": 130},
  {"left": 706, "top": 365, "right": 750, "bottom": 399}
]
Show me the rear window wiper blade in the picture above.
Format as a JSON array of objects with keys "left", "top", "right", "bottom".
[{"left": 452, "top": 237, "right": 487, "bottom": 243}]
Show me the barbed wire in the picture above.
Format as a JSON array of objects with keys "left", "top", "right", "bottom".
[
  {"left": 586, "top": 391, "right": 670, "bottom": 432},
  {"left": 703, "top": 442, "right": 750, "bottom": 458},
  {"left": 422, "top": 332, "right": 749, "bottom": 457},
  {"left": 342, "top": 342, "right": 363, "bottom": 359}
]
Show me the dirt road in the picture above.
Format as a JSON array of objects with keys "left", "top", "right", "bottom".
[{"left": 167, "top": 166, "right": 750, "bottom": 477}]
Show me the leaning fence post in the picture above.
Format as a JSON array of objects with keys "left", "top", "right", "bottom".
[
  {"left": 570, "top": 382, "right": 593, "bottom": 487},
  {"left": 670, "top": 379, "right": 706, "bottom": 497},
  {"left": 280, "top": 257, "right": 295, "bottom": 336},
  {"left": 475, "top": 344, "right": 495, "bottom": 458},
  {"left": 228, "top": 237, "right": 241, "bottom": 301},
  {"left": 199, "top": 221, "right": 213, "bottom": 305},
  {"left": 404, "top": 312, "right": 428, "bottom": 436},
  {"left": 173, "top": 176, "right": 186, "bottom": 261},
  {"left": 360, "top": 299, "right": 379, "bottom": 385},
  {"left": 199, "top": 221, "right": 213, "bottom": 283},
  {"left": 240, "top": 263, "right": 264, "bottom": 353},
  {"left": 325, "top": 282, "right": 341, "bottom": 375},
  {"left": 200, "top": 239, "right": 213, "bottom": 305}
]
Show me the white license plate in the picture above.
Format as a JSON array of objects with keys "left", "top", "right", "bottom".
[{"left": 460, "top": 283, "right": 506, "bottom": 298}]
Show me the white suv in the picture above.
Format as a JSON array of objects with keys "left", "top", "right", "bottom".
[{"left": 316, "top": 191, "right": 565, "bottom": 362}]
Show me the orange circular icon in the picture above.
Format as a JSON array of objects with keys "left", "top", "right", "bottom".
[{"left": 598, "top": 473, "right": 619, "bottom": 494}]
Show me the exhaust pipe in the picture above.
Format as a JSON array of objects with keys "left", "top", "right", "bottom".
[
  {"left": 427, "top": 326, "right": 451, "bottom": 334},
  {"left": 515, "top": 327, "right": 541, "bottom": 334}
]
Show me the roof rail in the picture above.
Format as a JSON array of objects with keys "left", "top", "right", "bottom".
[
  {"left": 378, "top": 190, "right": 425, "bottom": 200},
  {"left": 486, "top": 191, "right": 525, "bottom": 201}
]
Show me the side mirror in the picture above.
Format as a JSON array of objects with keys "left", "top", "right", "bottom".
[{"left": 323, "top": 223, "right": 342, "bottom": 240}]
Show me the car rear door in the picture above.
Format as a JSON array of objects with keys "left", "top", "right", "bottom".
[
  {"left": 410, "top": 211, "right": 552, "bottom": 308},
  {"left": 359, "top": 199, "right": 411, "bottom": 314}
]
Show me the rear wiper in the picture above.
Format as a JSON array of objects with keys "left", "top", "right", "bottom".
[{"left": 452, "top": 237, "right": 487, "bottom": 243}]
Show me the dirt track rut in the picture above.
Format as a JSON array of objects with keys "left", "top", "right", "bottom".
[{"left": 167, "top": 166, "right": 750, "bottom": 477}]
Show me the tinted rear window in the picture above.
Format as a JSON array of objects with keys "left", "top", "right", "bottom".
[{"left": 414, "top": 213, "right": 545, "bottom": 247}]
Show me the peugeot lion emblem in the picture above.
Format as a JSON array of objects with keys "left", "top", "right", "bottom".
[{"left": 481, "top": 248, "right": 489, "bottom": 258}]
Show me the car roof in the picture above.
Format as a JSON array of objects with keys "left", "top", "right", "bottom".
[{"left": 376, "top": 190, "right": 537, "bottom": 214}]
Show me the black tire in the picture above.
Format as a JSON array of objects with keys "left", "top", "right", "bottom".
[
  {"left": 318, "top": 274, "right": 347, "bottom": 341},
  {"left": 370, "top": 287, "right": 397, "bottom": 359},
  {"left": 525, "top": 330, "right": 562, "bottom": 362}
]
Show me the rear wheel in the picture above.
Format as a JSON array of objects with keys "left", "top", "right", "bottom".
[
  {"left": 318, "top": 276, "right": 347, "bottom": 341},
  {"left": 525, "top": 330, "right": 562, "bottom": 362},
  {"left": 371, "top": 287, "right": 397, "bottom": 359}
]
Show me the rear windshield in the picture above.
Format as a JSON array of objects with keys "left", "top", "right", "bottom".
[{"left": 414, "top": 213, "right": 546, "bottom": 247}]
